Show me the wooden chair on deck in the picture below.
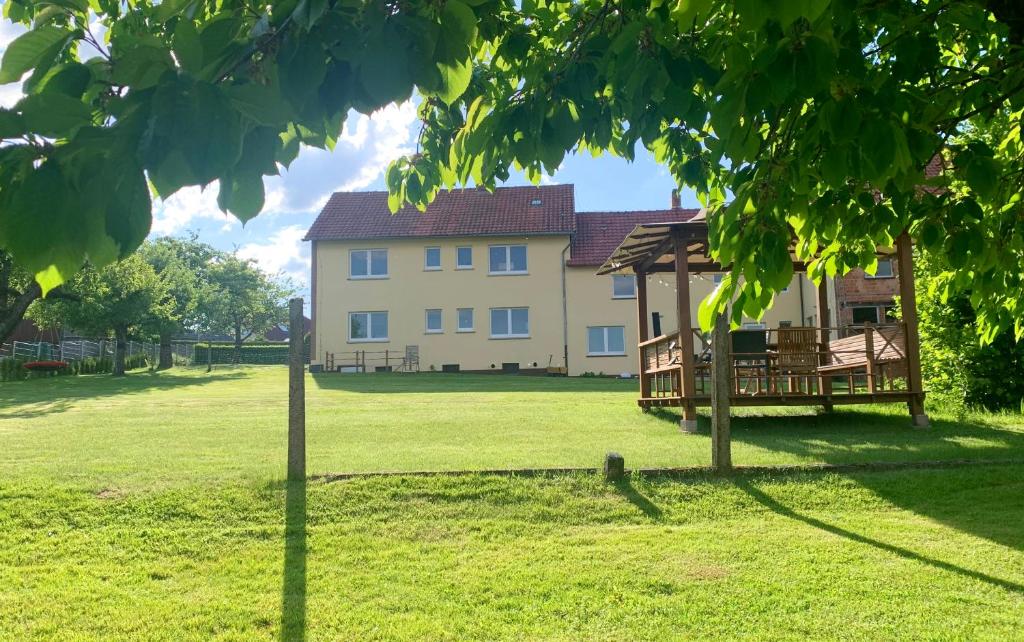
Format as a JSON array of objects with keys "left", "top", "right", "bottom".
[
  {"left": 775, "top": 327, "right": 819, "bottom": 394},
  {"left": 731, "top": 330, "right": 770, "bottom": 394}
]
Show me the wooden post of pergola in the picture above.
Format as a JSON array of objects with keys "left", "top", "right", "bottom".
[
  {"left": 673, "top": 232, "right": 699, "bottom": 433},
  {"left": 816, "top": 279, "right": 834, "bottom": 411},
  {"left": 896, "top": 232, "right": 929, "bottom": 428},
  {"left": 635, "top": 268, "right": 651, "bottom": 402}
]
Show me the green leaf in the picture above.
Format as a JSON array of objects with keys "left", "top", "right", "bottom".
[
  {"left": 17, "top": 92, "right": 93, "bottom": 136},
  {"left": 0, "top": 108, "right": 26, "bottom": 137},
  {"left": 359, "top": 31, "right": 412, "bottom": 106},
  {"left": 218, "top": 172, "right": 265, "bottom": 222},
  {"left": 735, "top": 0, "right": 770, "bottom": 30},
  {"left": 0, "top": 25, "right": 71, "bottom": 84},
  {"left": 672, "top": 0, "right": 712, "bottom": 30},
  {"left": 34, "top": 62, "right": 92, "bottom": 98},
  {"left": 226, "top": 82, "right": 293, "bottom": 126},
  {"left": 436, "top": 57, "right": 472, "bottom": 105},
  {"left": 440, "top": 0, "right": 477, "bottom": 53},
  {"left": 174, "top": 19, "right": 204, "bottom": 74}
]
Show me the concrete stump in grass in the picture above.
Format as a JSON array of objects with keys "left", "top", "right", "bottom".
[{"left": 604, "top": 452, "right": 625, "bottom": 482}]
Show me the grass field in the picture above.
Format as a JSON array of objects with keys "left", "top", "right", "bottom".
[{"left": 2, "top": 367, "right": 1023, "bottom": 640}]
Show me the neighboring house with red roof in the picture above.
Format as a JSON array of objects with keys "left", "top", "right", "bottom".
[{"left": 305, "top": 185, "right": 815, "bottom": 375}]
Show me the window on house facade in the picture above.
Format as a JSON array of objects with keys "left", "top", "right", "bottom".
[
  {"left": 349, "top": 311, "right": 388, "bottom": 341},
  {"left": 742, "top": 322, "right": 767, "bottom": 330},
  {"left": 851, "top": 306, "right": 880, "bottom": 324},
  {"left": 348, "top": 248, "right": 387, "bottom": 278},
  {"left": 424, "top": 247, "right": 441, "bottom": 270},
  {"left": 612, "top": 275, "right": 636, "bottom": 299},
  {"left": 456, "top": 246, "right": 473, "bottom": 269},
  {"left": 489, "top": 245, "right": 527, "bottom": 274},
  {"left": 866, "top": 259, "right": 894, "bottom": 278},
  {"left": 457, "top": 308, "right": 474, "bottom": 332},
  {"left": 425, "top": 309, "right": 443, "bottom": 333},
  {"left": 490, "top": 307, "right": 529, "bottom": 338},
  {"left": 350, "top": 249, "right": 388, "bottom": 278},
  {"left": 587, "top": 326, "right": 626, "bottom": 356}
]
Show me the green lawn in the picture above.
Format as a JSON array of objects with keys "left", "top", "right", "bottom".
[
  {"left": 1, "top": 367, "right": 1023, "bottom": 640},
  {"left": 2, "top": 366, "right": 1023, "bottom": 485}
]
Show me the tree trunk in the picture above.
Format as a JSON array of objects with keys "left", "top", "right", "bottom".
[
  {"left": 113, "top": 326, "right": 128, "bottom": 377},
  {"left": 0, "top": 281, "right": 41, "bottom": 344},
  {"left": 206, "top": 340, "right": 213, "bottom": 373},
  {"left": 158, "top": 331, "right": 174, "bottom": 370},
  {"left": 233, "top": 322, "right": 242, "bottom": 365}
]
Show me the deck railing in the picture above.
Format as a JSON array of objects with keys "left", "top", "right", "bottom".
[{"left": 639, "top": 323, "right": 909, "bottom": 402}]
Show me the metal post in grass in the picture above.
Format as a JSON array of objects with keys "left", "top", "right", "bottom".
[
  {"left": 288, "top": 297, "right": 306, "bottom": 481},
  {"left": 710, "top": 311, "right": 732, "bottom": 472}
]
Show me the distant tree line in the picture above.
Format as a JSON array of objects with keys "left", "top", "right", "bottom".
[{"left": 1, "top": 236, "right": 291, "bottom": 376}]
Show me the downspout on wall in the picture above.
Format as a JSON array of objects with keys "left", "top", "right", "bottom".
[{"left": 560, "top": 241, "right": 571, "bottom": 371}]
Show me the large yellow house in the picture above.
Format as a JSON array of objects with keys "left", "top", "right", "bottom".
[{"left": 305, "top": 185, "right": 819, "bottom": 376}]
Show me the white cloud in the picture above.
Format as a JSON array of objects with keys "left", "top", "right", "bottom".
[
  {"left": 338, "top": 113, "right": 370, "bottom": 149},
  {"left": 151, "top": 184, "right": 236, "bottom": 236},
  {"left": 0, "top": 21, "right": 26, "bottom": 107},
  {"left": 263, "top": 102, "right": 419, "bottom": 214},
  {"left": 236, "top": 224, "right": 309, "bottom": 287},
  {"left": 336, "top": 102, "right": 418, "bottom": 192}
]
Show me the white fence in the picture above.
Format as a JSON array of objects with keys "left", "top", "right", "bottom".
[{"left": 0, "top": 339, "right": 195, "bottom": 364}]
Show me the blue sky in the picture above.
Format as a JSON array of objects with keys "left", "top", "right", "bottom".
[{"left": 0, "top": 20, "right": 701, "bottom": 307}]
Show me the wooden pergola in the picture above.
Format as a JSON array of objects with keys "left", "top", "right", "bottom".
[{"left": 597, "top": 216, "right": 929, "bottom": 431}]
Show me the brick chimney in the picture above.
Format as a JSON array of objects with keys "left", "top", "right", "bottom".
[{"left": 671, "top": 189, "right": 681, "bottom": 210}]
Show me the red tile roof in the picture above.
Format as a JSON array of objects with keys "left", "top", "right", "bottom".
[
  {"left": 304, "top": 185, "right": 576, "bottom": 241},
  {"left": 568, "top": 209, "right": 700, "bottom": 266}
]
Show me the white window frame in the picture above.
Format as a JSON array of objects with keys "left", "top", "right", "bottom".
[
  {"left": 742, "top": 322, "right": 767, "bottom": 330},
  {"left": 348, "top": 311, "right": 388, "bottom": 342},
  {"left": 456, "top": 246, "right": 473, "bottom": 270},
  {"left": 587, "top": 326, "right": 626, "bottom": 356},
  {"left": 488, "top": 244, "right": 528, "bottom": 275},
  {"left": 349, "top": 249, "right": 388, "bottom": 280},
  {"left": 489, "top": 307, "right": 530, "bottom": 339},
  {"left": 865, "top": 259, "right": 895, "bottom": 279},
  {"left": 612, "top": 275, "right": 637, "bottom": 299},
  {"left": 457, "top": 308, "right": 474, "bottom": 332},
  {"left": 425, "top": 308, "right": 443, "bottom": 334},
  {"left": 424, "top": 246, "right": 441, "bottom": 271}
]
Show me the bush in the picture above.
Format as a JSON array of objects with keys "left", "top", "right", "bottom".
[
  {"left": 198, "top": 342, "right": 309, "bottom": 365},
  {"left": 1, "top": 357, "right": 29, "bottom": 382},
  {"left": 912, "top": 252, "right": 1024, "bottom": 415},
  {"left": 1, "top": 351, "right": 148, "bottom": 382}
]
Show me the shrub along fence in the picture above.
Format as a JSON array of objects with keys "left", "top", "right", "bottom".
[
  {"left": 197, "top": 342, "right": 311, "bottom": 365},
  {"left": 0, "top": 353, "right": 150, "bottom": 382}
]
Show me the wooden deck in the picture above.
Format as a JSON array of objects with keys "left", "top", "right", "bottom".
[{"left": 638, "top": 323, "right": 916, "bottom": 410}]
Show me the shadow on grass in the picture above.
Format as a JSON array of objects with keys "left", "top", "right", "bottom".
[
  {"left": 735, "top": 409, "right": 1024, "bottom": 464},
  {"left": 736, "top": 477, "right": 1024, "bottom": 594},
  {"left": 0, "top": 369, "right": 251, "bottom": 418},
  {"left": 281, "top": 480, "right": 307, "bottom": 642},
  {"left": 312, "top": 372, "right": 636, "bottom": 394},
  {"left": 650, "top": 404, "right": 1024, "bottom": 464},
  {"left": 613, "top": 479, "right": 663, "bottom": 520}
]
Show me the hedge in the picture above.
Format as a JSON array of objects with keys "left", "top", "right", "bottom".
[
  {"left": 197, "top": 342, "right": 310, "bottom": 365},
  {"left": 0, "top": 353, "right": 150, "bottom": 382}
]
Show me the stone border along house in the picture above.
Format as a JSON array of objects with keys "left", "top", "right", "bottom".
[{"left": 304, "top": 185, "right": 893, "bottom": 377}]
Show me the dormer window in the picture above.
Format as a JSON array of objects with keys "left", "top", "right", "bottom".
[{"left": 530, "top": 198, "right": 542, "bottom": 206}]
